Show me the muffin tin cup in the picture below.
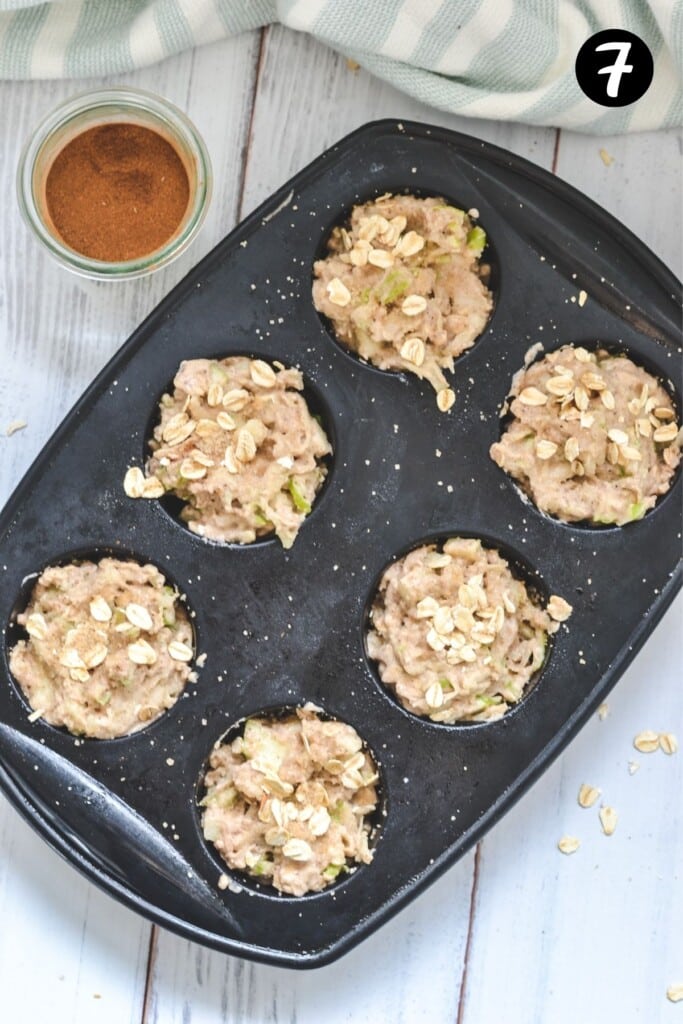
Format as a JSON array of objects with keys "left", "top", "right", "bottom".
[
  {"left": 143, "top": 354, "right": 338, "bottom": 547},
  {"left": 0, "top": 119, "right": 680, "bottom": 967},
  {"left": 493, "top": 339, "right": 682, "bottom": 529},
  {"left": 362, "top": 530, "right": 555, "bottom": 726},
  {"left": 193, "top": 702, "right": 387, "bottom": 901},
  {"left": 5, "top": 546, "right": 199, "bottom": 741}
]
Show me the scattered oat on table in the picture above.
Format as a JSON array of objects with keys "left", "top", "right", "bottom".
[
  {"left": 599, "top": 806, "right": 618, "bottom": 836},
  {"left": 346, "top": 57, "right": 360, "bottom": 71},
  {"left": 628, "top": 761, "right": 640, "bottom": 775},
  {"left": 667, "top": 984, "right": 683, "bottom": 1003},
  {"left": 5, "top": 419, "right": 27, "bottom": 436},
  {"left": 577, "top": 289, "right": 588, "bottom": 307},
  {"left": 598, "top": 702, "right": 609, "bottom": 721},
  {"left": 633, "top": 730, "right": 660, "bottom": 753},
  {"left": 557, "top": 836, "right": 580, "bottom": 855},
  {"left": 599, "top": 148, "right": 615, "bottom": 166},
  {"left": 659, "top": 732, "right": 678, "bottom": 755},
  {"left": 578, "top": 783, "right": 600, "bottom": 808}
]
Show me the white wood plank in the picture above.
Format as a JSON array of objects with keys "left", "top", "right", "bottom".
[
  {"left": 145, "top": 849, "right": 476, "bottom": 1024},
  {"left": 554, "top": 129, "right": 682, "bottom": 274},
  {"left": 0, "top": 32, "right": 261, "bottom": 1024},
  {"left": 0, "top": 802, "right": 151, "bottom": 1024},
  {"left": 458, "top": 596, "right": 682, "bottom": 1024},
  {"left": 239, "top": 24, "right": 557, "bottom": 217}
]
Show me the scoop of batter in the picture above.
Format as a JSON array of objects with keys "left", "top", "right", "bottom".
[
  {"left": 367, "top": 538, "right": 570, "bottom": 723},
  {"left": 313, "top": 194, "right": 492, "bottom": 410},
  {"left": 201, "top": 707, "right": 379, "bottom": 896},
  {"left": 490, "top": 345, "right": 680, "bottom": 525},
  {"left": 124, "top": 356, "right": 331, "bottom": 548},
  {"left": 10, "top": 558, "right": 194, "bottom": 739}
]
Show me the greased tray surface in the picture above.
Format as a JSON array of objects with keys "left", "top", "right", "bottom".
[{"left": 0, "top": 120, "right": 680, "bottom": 968}]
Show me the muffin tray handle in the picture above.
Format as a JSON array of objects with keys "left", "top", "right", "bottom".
[{"left": 0, "top": 723, "right": 242, "bottom": 935}]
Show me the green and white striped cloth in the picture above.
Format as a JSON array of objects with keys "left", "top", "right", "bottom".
[{"left": 0, "top": 1, "right": 680, "bottom": 132}]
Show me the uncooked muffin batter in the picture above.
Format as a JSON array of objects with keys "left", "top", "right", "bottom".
[
  {"left": 125, "top": 356, "right": 332, "bottom": 548},
  {"left": 312, "top": 193, "right": 492, "bottom": 411},
  {"left": 367, "top": 538, "right": 571, "bottom": 723},
  {"left": 10, "top": 558, "right": 194, "bottom": 739},
  {"left": 202, "top": 707, "right": 379, "bottom": 896},
  {"left": 490, "top": 345, "right": 680, "bottom": 525}
]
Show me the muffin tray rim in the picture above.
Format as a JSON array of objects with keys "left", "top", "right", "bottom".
[{"left": 0, "top": 117, "right": 681, "bottom": 968}]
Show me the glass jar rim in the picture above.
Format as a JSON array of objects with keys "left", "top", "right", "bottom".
[{"left": 16, "top": 86, "right": 213, "bottom": 281}]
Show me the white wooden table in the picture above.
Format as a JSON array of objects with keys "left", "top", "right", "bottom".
[{"left": 0, "top": 25, "right": 681, "bottom": 1024}]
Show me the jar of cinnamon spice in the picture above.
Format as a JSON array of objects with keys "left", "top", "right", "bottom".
[{"left": 17, "top": 88, "right": 212, "bottom": 281}]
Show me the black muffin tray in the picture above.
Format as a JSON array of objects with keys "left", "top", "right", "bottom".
[{"left": 0, "top": 120, "right": 680, "bottom": 968}]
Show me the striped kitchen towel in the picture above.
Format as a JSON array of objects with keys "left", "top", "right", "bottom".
[{"left": 0, "top": 0, "right": 680, "bottom": 132}]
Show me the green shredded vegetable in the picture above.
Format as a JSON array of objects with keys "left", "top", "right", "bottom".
[
  {"left": 252, "top": 857, "right": 274, "bottom": 877},
  {"left": 288, "top": 478, "right": 311, "bottom": 514},
  {"left": 466, "top": 226, "right": 487, "bottom": 255},
  {"left": 445, "top": 206, "right": 465, "bottom": 223},
  {"left": 252, "top": 506, "right": 269, "bottom": 527},
  {"left": 476, "top": 694, "right": 502, "bottom": 707},
  {"left": 202, "top": 785, "right": 237, "bottom": 810},
  {"left": 209, "top": 361, "right": 229, "bottom": 384},
  {"left": 330, "top": 799, "right": 346, "bottom": 822},
  {"left": 628, "top": 501, "right": 646, "bottom": 521},
  {"left": 376, "top": 268, "right": 411, "bottom": 305}
]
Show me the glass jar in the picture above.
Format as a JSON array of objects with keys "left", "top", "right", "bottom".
[{"left": 16, "top": 87, "right": 212, "bottom": 281}]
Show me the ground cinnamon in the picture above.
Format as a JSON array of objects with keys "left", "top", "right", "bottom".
[{"left": 44, "top": 123, "right": 190, "bottom": 262}]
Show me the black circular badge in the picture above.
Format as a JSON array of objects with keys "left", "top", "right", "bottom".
[{"left": 575, "top": 29, "right": 653, "bottom": 107}]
